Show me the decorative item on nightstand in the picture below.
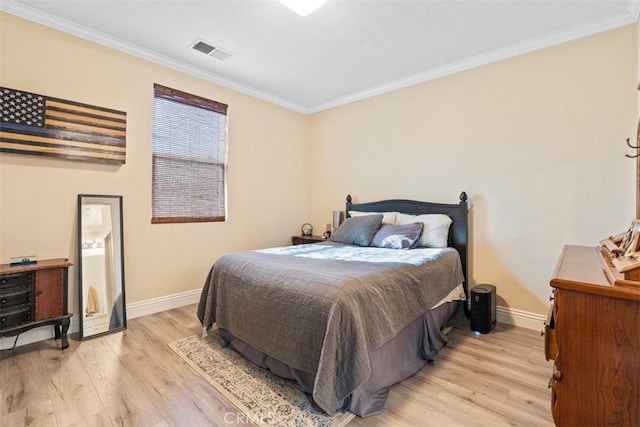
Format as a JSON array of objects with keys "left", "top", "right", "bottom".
[
  {"left": 323, "top": 223, "right": 332, "bottom": 239},
  {"left": 332, "top": 210, "right": 344, "bottom": 233},
  {"left": 301, "top": 223, "right": 313, "bottom": 236}
]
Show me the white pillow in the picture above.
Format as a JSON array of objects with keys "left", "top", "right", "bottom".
[
  {"left": 395, "top": 213, "right": 452, "bottom": 248},
  {"left": 349, "top": 210, "right": 398, "bottom": 225}
]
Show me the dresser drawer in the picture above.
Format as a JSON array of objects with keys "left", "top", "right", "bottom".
[
  {"left": 0, "top": 285, "right": 31, "bottom": 310},
  {"left": 0, "top": 304, "right": 32, "bottom": 329},
  {"left": 0, "top": 272, "right": 32, "bottom": 288},
  {"left": 544, "top": 303, "right": 557, "bottom": 361}
]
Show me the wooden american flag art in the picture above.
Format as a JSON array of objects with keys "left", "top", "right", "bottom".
[{"left": 0, "top": 87, "right": 126, "bottom": 165}]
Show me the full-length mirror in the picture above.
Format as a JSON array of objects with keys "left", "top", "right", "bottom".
[{"left": 78, "top": 195, "right": 126, "bottom": 339}]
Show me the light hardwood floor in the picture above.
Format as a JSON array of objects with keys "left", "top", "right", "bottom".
[{"left": 1, "top": 305, "right": 553, "bottom": 426}]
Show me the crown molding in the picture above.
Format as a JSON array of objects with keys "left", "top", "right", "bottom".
[
  {"left": 0, "top": 0, "right": 310, "bottom": 114},
  {"left": 1, "top": 0, "right": 635, "bottom": 115},
  {"left": 309, "top": 10, "right": 638, "bottom": 113}
]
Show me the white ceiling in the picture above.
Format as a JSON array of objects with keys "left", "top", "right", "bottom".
[{"left": 2, "top": 0, "right": 639, "bottom": 113}]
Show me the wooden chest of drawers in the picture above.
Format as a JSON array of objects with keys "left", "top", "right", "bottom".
[
  {"left": 547, "top": 245, "right": 640, "bottom": 426},
  {"left": 0, "top": 258, "right": 73, "bottom": 349}
]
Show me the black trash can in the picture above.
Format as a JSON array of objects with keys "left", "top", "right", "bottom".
[{"left": 470, "top": 284, "right": 496, "bottom": 333}]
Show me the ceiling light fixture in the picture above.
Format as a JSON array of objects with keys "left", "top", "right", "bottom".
[{"left": 280, "top": 0, "right": 326, "bottom": 16}]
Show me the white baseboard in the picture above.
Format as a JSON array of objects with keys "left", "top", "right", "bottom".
[
  {"left": 126, "top": 288, "right": 201, "bottom": 320},
  {"left": 496, "top": 305, "right": 546, "bottom": 331},
  {"left": 1, "top": 290, "right": 544, "bottom": 350},
  {"left": 0, "top": 288, "right": 201, "bottom": 350}
]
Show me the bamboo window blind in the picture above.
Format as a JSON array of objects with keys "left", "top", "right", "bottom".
[{"left": 152, "top": 84, "right": 228, "bottom": 223}]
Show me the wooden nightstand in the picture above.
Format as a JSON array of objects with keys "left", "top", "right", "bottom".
[{"left": 291, "top": 235, "right": 327, "bottom": 245}]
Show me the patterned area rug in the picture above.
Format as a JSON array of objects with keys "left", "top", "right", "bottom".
[{"left": 169, "top": 333, "right": 355, "bottom": 427}]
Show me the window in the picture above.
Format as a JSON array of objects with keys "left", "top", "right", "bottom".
[{"left": 152, "top": 84, "right": 228, "bottom": 223}]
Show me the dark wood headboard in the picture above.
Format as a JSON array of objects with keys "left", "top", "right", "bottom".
[{"left": 346, "top": 192, "right": 469, "bottom": 311}]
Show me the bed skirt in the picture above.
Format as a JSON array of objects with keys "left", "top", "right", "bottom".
[{"left": 217, "top": 300, "right": 466, "bottom": 417}]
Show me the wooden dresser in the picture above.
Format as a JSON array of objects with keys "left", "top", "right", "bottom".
[
  {"left": 0, "top": 258, "right": 73, "bottom": 349},
  {"left": 546, "top": 245, "right": 640, "bottom": 426}
]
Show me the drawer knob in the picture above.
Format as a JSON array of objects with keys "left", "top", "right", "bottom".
[
  {"left": 553, "top": 370, "right": 562, "bottom": 381},
  {"left": 0, "top": 316, "right": 6, "bottom": 323},
  {"left": 0, "top": 298, "right": 7, "bottom": 305}
]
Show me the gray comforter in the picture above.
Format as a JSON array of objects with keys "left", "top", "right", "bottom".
[{"left": 197, "top": 241, "right": 464, "bottom": 415}]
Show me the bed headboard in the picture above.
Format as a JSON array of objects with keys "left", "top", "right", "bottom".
[{"left": 346, "top": 192, "right": 469, "bottom": 310}]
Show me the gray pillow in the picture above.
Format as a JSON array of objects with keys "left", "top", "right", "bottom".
[
  {"left": 370, "top": 222, "right": 424, "bottom": 249},
  {"left": 330, "top": 214, "right": 383, "bottom": 246}
]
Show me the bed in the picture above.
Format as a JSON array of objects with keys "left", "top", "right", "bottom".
[{"left": 197, "top": 192, "right": 469, "bottom": 417}]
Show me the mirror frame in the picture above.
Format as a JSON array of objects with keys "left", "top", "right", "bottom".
[{"left": 77, "top": 194, "right": 126, "bottom": 340}]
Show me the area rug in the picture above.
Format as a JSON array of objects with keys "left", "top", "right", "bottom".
[{"left": 169, "top": 332, "right": 355, "bottom": 427}]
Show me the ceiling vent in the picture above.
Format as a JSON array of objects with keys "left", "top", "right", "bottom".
[{"left": 190, "top": 38, "right": 234, "bottom": 61}]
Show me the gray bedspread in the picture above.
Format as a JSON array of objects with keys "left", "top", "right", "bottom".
[{"left": 197, "top": 241, "right": 464, "bottom": 415}]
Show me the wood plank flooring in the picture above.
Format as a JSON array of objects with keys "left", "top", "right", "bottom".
[{"left": 1, "top": 305, "right": 553, "bottom": 426}]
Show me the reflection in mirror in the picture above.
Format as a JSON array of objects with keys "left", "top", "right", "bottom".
[{"left": 78, "top": 195, "right": 126, "bottom": 339}]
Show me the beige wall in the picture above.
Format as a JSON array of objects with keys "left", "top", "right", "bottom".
[
  {"left": 309, "top": 24, "right": 638, "bottom": 315},
  {"left": 0, "top": 13, "right": 309, "bottom": 312},
  {"left": 1, "top": 12, "right": 638, "bottom": 321}
]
